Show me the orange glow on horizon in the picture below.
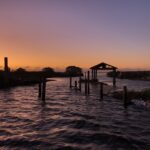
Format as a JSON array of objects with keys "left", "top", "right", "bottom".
[
  {"left": 0, "top": 1, "right": 150, "bottom": 71},
  {"left": 0, "top": 51, "right": 149, "bottom": 71}
]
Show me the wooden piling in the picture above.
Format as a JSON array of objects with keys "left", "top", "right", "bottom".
[
  {"left": 85, "top": 73, "right": 87, "bottom": 94},
  {"left": 38, "top": 82, "right": 42, "bottom": 98},
  {"left": 100, "top": 82, "right": 103, "bottom": 100},
  {"left": 92, "top": 70, "right": 94, "bottom": 80},
  {"left": 113, "top": 69, "right": 116, "bottom": 87},
  {"left": 93, "top": 70, "right": 96, "bottom": 81},
  {"left": 95, "top": 70, "right": 97, "bottom": 81},
  {"left": 87, "top": 71, "right": 90, "bottom": 94},
  {"left": 70, "top": 76, "right": 72, "bottom": 88},
  {"left": 75, "top": 80, "right": 77, "bottom": 89},
  {"left": 42, "top": 78, "right": 46, "bottom": 101},
  {"left": 123, "top": 86, "right": 128, "bottom": 108},
  {"left": 79, "top": 76, "right": 81, "bottom": 91}
]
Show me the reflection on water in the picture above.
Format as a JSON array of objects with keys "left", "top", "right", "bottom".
[{"left": 0, "top": 78, "right": 150, "bottom": 150}]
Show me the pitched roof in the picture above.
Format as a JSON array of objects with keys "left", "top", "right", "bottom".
[{"left": 90, "top": 62, "right": 117, "bottom": 70}]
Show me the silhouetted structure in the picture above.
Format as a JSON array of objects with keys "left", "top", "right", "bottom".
[
  {"left": 4, "top": 57, "right": 9, "bottom": 73},
  {"left": 90, "top": 62, "right": 118, "bottom": 87},
  {"left": 3, "top": 57, "right": 10, "bottom": 87}
]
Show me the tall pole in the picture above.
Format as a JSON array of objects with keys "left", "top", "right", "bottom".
[
  {"left": 4, "top": 57, "right": 9, "bottom": 87},
  {"left": 4, "top": 57, "right": 9, "bottom": 72}
]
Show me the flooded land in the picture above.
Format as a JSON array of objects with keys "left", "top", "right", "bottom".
[{"left": 0, "top": 77, "right": 150, "bottom": 150}]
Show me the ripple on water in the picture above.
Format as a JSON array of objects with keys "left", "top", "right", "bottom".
[{"left": 0, "top": 78, "right": 150, "bottom": 150}]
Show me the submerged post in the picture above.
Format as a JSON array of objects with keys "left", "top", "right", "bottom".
[
  {"left": 79, "top": 76, "right": 82, "bottom": 91},
  {"left": 123, "top": 86, "right": 128, "bottom": 108},
  {"left": 92, "top": 69, "right": 94, "bottom": 80},
  {"left": 87, "top": 71, "right": 90, "bottom": 94},
  {"left": 42, "top": 78, "right": 46, "bottom": 101},
  {"left": 95, "top": 70, "right": 97, "bottom": 81},
  {"left": 93, "top": 69, "right": 96, "bottom": 81},
  {"left": 75, "top": 80, "right": 77, "bottom": 89},
  {"left": 38, "top": 82, "right": 42, "bottom": 98},
  {"left": 100, "top": 82, "right": 103, "bottom": 100},
  {"left": 113, "top": 69, "right": 116, "bottom": 87},
  {"left": 69, "top": 76, "right": 72, "bottom": 88},
  {"left": 84, "top": 73, "right": 87, "bottom": 94}
]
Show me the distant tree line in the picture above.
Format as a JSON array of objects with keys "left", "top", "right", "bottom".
[
  {"left": 2, "top": 65, "right": 83, "bottom": 77},
  {"left": 65, "top": 66, "right": 82, "bottom": 76},
  {"left": 0, "top": 65, "right": 83, "bottom": 88}
]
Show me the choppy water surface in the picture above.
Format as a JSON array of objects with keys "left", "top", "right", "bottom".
[{"left": 0, "top": 78, "right": 150, "bottom": 150}]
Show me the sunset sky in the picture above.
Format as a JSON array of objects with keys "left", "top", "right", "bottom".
[{"left": 0, "top": 0, "right": 150, "bottom": 71}]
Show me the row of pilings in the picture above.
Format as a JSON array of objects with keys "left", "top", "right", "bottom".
[
  {"left": 1, "top": 57, "right": 129, "bottom": 108},
  {"left": 69, "top": 71, "right": 130, "bottom": 108},
  {"left": 69, "top": 71, "right": 106, "bottom": 101}
]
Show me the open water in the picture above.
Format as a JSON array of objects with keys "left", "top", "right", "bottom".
[{"left": 0, "top": 78, "right": 150, "bottom": 150}]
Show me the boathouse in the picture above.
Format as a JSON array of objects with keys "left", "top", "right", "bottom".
[{"left": 90, "top": 62, "right": 118, "bottom": 86}]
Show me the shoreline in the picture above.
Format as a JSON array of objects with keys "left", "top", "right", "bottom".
[{"left": 0, "top": 71, "right": 81, "bottom": 89}]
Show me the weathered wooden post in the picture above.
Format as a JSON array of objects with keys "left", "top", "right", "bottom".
[
  {"left": 75, "top": 80, "right": 77, "bottom": 89},
  {"left": 42, "top": 78, "right": 46, "bottom": 101},
  {"left": 87, "top": 71, "right": 90, "bottom": 94},
  {"left": 113, "top": 69, "right": 116, "bottom": 87},
  {"left": 95, "top": 70, "right": 97, "bottom": 81},
  {"left": 79, "top": 76, "right": 82, "bottom": 91},
  {"left": 93, "top": 69, "right": 97, "bottom": 81},
  {"left": 84, "top": 73, "right": 87, "bottom": 94},
  {"left": 123, "top": 86, "right": 128, "bottom": 108},
  {"left": 93, "top": 70, "right": 95, "bottom": 81},
  {"left": 69, "top": 76, "right": 72, "bottom": 88},
  {"left": 38, "top": 82, "right": 42, "bottom": 98},
  {"left": 91, "top": 69, "right": 94, "bottom": 80},
  {"left": 100, "top": 82, "right": 103, "bottom": 100}
]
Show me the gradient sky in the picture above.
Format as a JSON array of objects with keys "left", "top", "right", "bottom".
[{"left": 0, "top": 0, "right": 150, "bottom": 71}]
